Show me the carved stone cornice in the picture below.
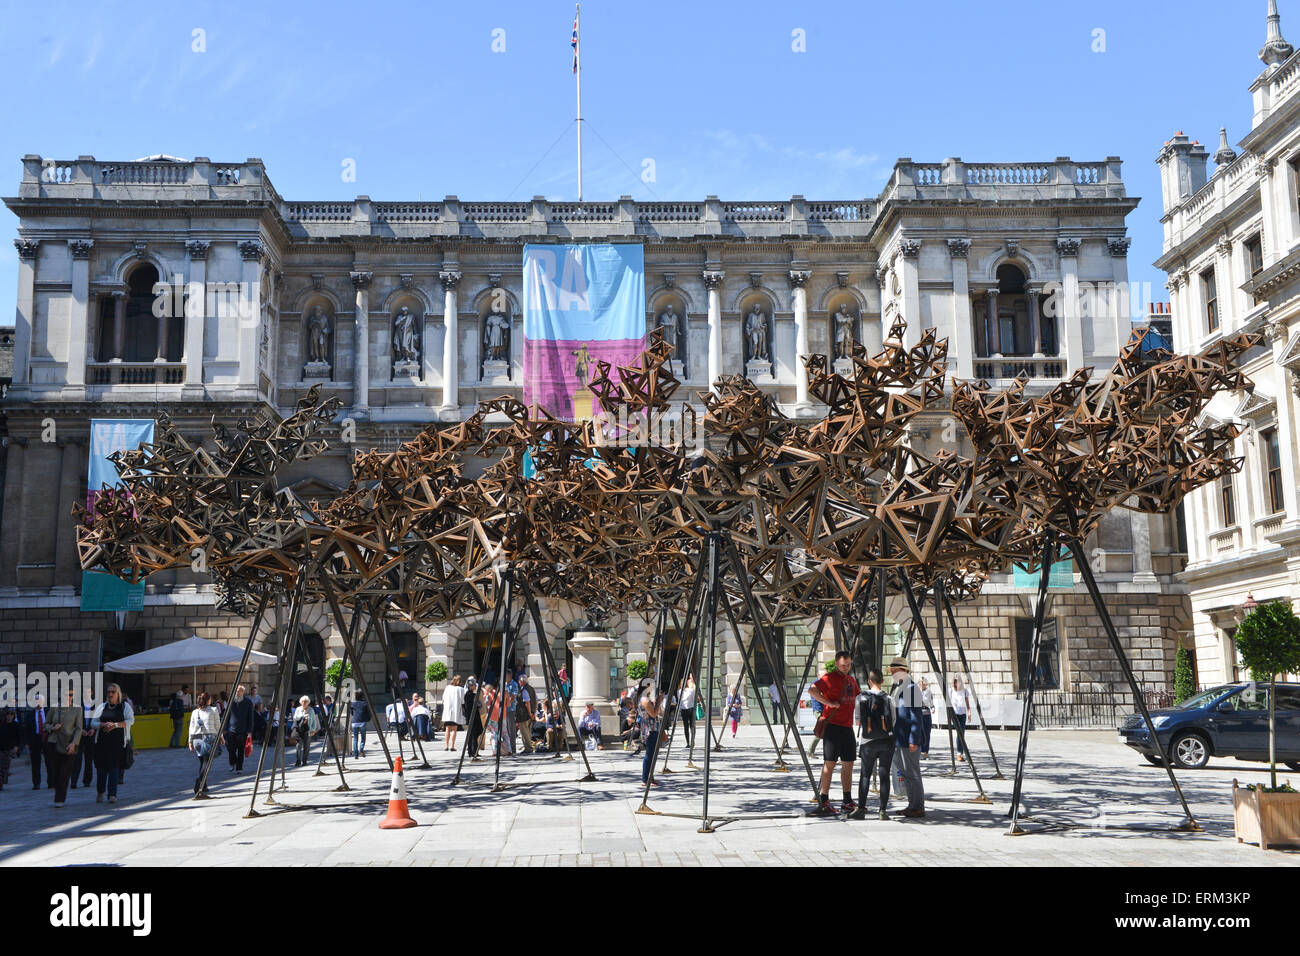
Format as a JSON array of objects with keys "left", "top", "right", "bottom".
[
  {"left": 701, "top": 270, "right": 725, "bottom": 290},
  {"left": 1216, "top": 236, "right": 1233, "bottom": 257},
  {"left": 398, "top": 273, "right": 415, "bottom": 290},
  {"left": 67, "top": 238, "right": 94, "bottom": 259},
  {"left": 1056, "top": 237, "right": 1081, "bottom": 257},
  {"left": 488, "top": 273, "right": 503, "bottom": 288},
  {"left": 132, "top": 240, "right": 149, "bottom": 259},
  {"left": 874, "top": 266, "right": 887, "bottom": 290},
  {"left": 350, "top": 270, "right": 374, "bottom": 290},
  {"left": 946, "top": 238, "right": 971, "bottom": 258},
  {"left": 438, "top": 269, "right": 462, "bottom": 291},
  {"left": 186, "top": 239, "right": 210, "bottom": 260},
  {"left": 1266, "top": 318, "right": 1289, "bottom": 346},
  {"left": 1107, "top": 236, "right": 1132, "bottom": 257},
  {"left": 899, "top": 238, "right": 922, "bottom": 259},
  {"left": 14, "top": 238, "right": 38, "bottom": 259},
  {"left": 662, "top": 272, "right": 675, "bottom": 289},
  {"left": 835, "top": 271, "right": 849, "bottom": 288},
  {"left": 749, "top": 272, "right": 763, "bottom": 288},
  {"left": 1005, "top": 239, "right": 1019, "bottom": 259},
  {"left": 311, "top": 273, "right": 324, "bottom": 291},
  {"left": 787, "top": 269, "right": 811, "bottom": 288},
  {"left": 238, "top": 239, "right": 264, "bottom": 262}
]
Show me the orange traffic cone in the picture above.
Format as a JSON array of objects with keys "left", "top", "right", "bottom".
[{"left": 379, "top": 756, "right": 418, "bottom": 829}]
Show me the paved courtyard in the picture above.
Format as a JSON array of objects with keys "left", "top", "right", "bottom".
[{"left": 2, "top": 727, "right": 1298, "bottom": 866}]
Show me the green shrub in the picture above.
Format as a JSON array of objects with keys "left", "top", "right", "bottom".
[
  {"left": 1235, "top": 600, "right": 1300, "bottom": 789},
  {"left": 426, "top": 660, "right": 449, "bottom": 684},
  {"left": 325, "top": 659, "right": 352, "bottom": 690},
  {"left": 627, "top": 659, "right": 650, "bottom": 681},
  {"left": 1173, "top": 646, "right": 1195, "bottom": 704}
]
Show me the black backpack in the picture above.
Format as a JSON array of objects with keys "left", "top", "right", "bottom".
[
  {"left": 169, "top": 696, "right": 184, "bottom": 719},
  {"left": 858, "top": 692, "right": 893, "bottom": 741}
]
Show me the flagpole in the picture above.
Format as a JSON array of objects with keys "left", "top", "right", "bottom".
[{"left": 575, "top": 2, "right": 583, "bottom": 201}]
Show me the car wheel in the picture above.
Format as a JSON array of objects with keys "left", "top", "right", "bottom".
[
  {"left": 1143, "top": 754, "right": 1164, "bottom": 767},
  {"left": 1170, "top": 732, "right": 1210, "bottom": 770}
]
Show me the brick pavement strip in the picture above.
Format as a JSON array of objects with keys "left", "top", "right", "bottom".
[{"left": 0, "top": 729, "right": 1298, "bottom": 866}]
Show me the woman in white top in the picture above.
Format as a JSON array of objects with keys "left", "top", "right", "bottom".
[
  {"left": 188, "top": 691, "right": 221, "bottom": 793},
  {"left": 291, "top": 696, "right": 320, "bottom": 768},
  {"left": 677, "top": 676, "right": 697, "bottom": 751},
  {"left": 949, "top": 678, "right": 974, "bottom": 761},
  {"left": 441, "top": 676, "right": 467, "bottom": 751}
]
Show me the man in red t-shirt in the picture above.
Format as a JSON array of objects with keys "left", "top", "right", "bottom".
[{"left": 807, "top": 650, "right": 860, "bottom": 816}]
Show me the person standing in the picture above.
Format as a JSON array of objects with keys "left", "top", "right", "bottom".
[
  {"left": 350, "top": 691, "right": 371, "bottom": 758},
  {"left": 544, "top": 699, "right": 565, "bottom": 753},
  {"left": 500, "top": 674, "right": 519, "bottom": 757},
  {"left": 21, "top": 695, "right": 48, "bottom": 790},
  {"left": 558, "top": 666, "right": 571, "bottom": 700},
  {"left": 727, "top": 689, "right": 743, "bottom": 738},
  {"left": 91, "top": 683, "right": 134, "bottom": 805},
  {"left": 188, "top": 692, "right": 221, "bottom": 794},
  {"left": 168, "top": 688, "right": 187, "bottom": 748},
  {"left": 515, "top": 675, "right": 537, "bottom": 754},
  {"left": 849, "top": 669, "right": 895, "bottom": 821},
  {"left": 677, "top": 676, "right": 697, "bottom": 750},
  {"left": 807, "top": 651, "right": 861, "bottom": 817},
  {"left": 74, "top": 691, "right": 97, "bottom": 789},
  {"left": 292, "top": 696, "right": 319, "bottom": 767},
  {"left": 46, "top": 689, "right": 84, "bottom": 808},
  {"left": 0, "top": 708, "right": 19, "bottom": 790},
  {"left": 225, "top": 685, "right": 253, "bottom": 773},
  {"left": 638, "top": 681, "right": 664, "bottom": 786},
  {"left": 919, "top": 677, "right": 934, "bottom": 759},
  {"left": 768, "top": 680, "right": 783, "bottom": 726},
  {"left": 464, "top": 678, "right": 483, "bottom": 758},
  {"left": 949, "top": 677, "right": 973, "bottom": 761},
  {"left": 441, "top": 677, "right": 466, "bottom": 752},
  {"left": 889, "top": 658, "right": 926, "bottom": 818}
]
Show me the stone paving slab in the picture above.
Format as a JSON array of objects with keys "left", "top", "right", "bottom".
[{"left": 1, "top": 728, "right": 1298, "bottom": 866}]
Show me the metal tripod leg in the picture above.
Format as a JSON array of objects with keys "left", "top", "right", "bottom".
[
  {"left": 941, "top": 587, "right": 1003, "bottom": 778},
  {"left": 1066, "top": 536, "right": 1201, "bottom": 832},
  {"left": 1007, "top": 535, "right": 1055, "bottom": 835}
]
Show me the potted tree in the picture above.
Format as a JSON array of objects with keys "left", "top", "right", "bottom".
[
  {"left": 1232, "top": 599, "right": 1300, "bottom": 850},
  {"left": 426, "top": 661, "right": 449, "bottom": 727},
  {"left": 325, "top": 659, "right": 353, "bottom": 756}
]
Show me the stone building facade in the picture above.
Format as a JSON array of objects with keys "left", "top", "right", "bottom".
[
  {"left": 1, "top": 149, "right": 1188, "bottom": 714},
  {"left": 1155, "top": 2, "right": 1300, "bottom": 686}
]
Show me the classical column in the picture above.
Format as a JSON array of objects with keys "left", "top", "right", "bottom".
[
  {"left": 11, "top": 239, "right": 38, "bottom": 390},
  {"left": 107, "top": 290, "right": 125, "bottom": 361},
  {"left": 439, "top": 269, "right": 461, "bottom": 412},
  {"left": 1026, "top": 285, "right": 1042, "bottom": 357},
  {"left": 900, "top": 239, "right": 921, "bottom": 349},
  {"left": 1257, "top": 160, "right": 1281, "bottom": 268},
  {"left": 868, "top": 268, "right": 886, "bottom": 354},
  {"left": 0, "top": 439, "right": 26, "bottom": 589},
  {"left": 237, "top": 240, "right": 263, "bottom": 389},
  {"left": 1108, "top": 237, "right": 1133, "bottom": 359},
  {"left": 703, "top": 269, "right": 725, "bottom": 393},
  {"left": 155, "top": 301, "right": 170, "bottom": 362},
  {"left": 67, "top": 239, "right": 93, "bottom": 389},
  {"left": 985, "top": 288, "right": 1000, "bottom": 356},
  {"left": 183, "top": 240, "right": 208, "bottom": 387},
  {"left": 948, "top": 239, "right": 974, "bottom": 379},
  {"left": 788, "top": 269, "right": 811, "bottom": 409},
  {"left": 1270, "top": 321, "right": 1300, "bottom": 521},
  {"left": 569, "top": 630, "right": 617, "bottom": 724},
  {"left": 1058, "top": 238, "right": 1083, "bottom": 374},
  {"left": 1130, "top": 510, "right": 1156, "bottom": 583},
  {"left": 351, "top": 270, "right": 373, "bottom": 415}
]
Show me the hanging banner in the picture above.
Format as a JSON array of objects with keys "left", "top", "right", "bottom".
[
  {"left": 1012, "top": 558, "right": 1075, "bottom": 591},
  {"left": 81, "top": 419, "right": 155, "bottom": 611},
  {"left": 522, "top": 243, "right": 645, "bottom": 420}
]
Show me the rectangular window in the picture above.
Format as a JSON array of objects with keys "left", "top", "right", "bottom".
[
  {"left": 1246, "top": 234, "right": 1264, "bottom": 278},
  {"left": 1202, "top": 267, "right": 1218, "bottom": 332},
  {"left": 1291, "top": 156, "right": 1300, "bottom": 226},
  {"left": 1264, "top": 427, "right": 1285, "bottom": 515},
  {"left": 1221, "top": 474, "right": 1236, "bottom": 527},
  {"left": 1014, "top": 618, "right": 1061, "bottom": 691}
]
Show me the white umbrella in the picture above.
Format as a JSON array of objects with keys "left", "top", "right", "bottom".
[{"left": 105, "top": 635, "right": 277, "bottom": 707}]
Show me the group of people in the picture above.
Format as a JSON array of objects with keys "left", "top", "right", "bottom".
[
  {"left": 808, "top": 653, "right": 975, "bottom": 821},
  {"left": 0, "top": 684, "right": 136, "bottom": 807}
]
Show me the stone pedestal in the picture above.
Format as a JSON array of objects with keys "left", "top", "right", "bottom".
[
  {"left": 304, "top": 360, "right": 332, "bottom": 379},
  {"left": 481, "top": 358, "right": 510, "bottom": 384},
  {"left": 392, "top": 359, "right": 420, "bottom": 379},
  {"left": 568, "top": 630, "right": 618, "bottom": 725},
  {"left": 746, "top": 359, "right": 773, "bottom": 381},
  {"left": 832, "top": 357, "right": 854, "bottom": 377}
]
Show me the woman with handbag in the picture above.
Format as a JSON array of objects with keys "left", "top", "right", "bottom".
[
  {"left": 677, "top": 675, "right": 697, "bottom": 750},
  {"left": 91, "top": 683, "right": 134, "bottom": 805},
  {"left": 188, "top": 692, "right": 220, "bottom": 793},
  {"left": 441, "top": 677, "right": 466, "bottom": 752}
]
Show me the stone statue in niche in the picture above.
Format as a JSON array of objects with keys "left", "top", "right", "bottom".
[
  {"left": 744, "top": 305, "right": 769, "bottom": 362},
  {"left": 304, "top": 305, "right": 332, "bottom": 376},
  {"left": 392, "top": 306, "right": 420, "bottom": 377},
  {"left": 656, "top": 302, "right": 685, "bottom": 369},
  {"left": 483, "top": 309, "right": 511, "bottom": 363},
  {"left": 832, "top": 304, "right": 857, "bottom": 360}
]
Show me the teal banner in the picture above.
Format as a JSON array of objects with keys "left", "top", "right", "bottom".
[
  {"left": 1013, "top": 559, "right": 1074, "bottom": 591},
  {"left": 81, "top": 571, "right": 146, "bottom": 612}
]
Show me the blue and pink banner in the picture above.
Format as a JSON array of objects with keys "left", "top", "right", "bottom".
[
  {"left": 522, "top": 243, "right": 645, "bottom": 420},
  {"left": 82, "top": 419, "right": 154, "bottom": 611}
]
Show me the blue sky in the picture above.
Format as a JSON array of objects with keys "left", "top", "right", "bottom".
[{"left": 0, "top": 0, "right": 1283, "bottom": 325}]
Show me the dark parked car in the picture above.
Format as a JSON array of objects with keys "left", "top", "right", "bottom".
[{"left": 1118, "top": 682, "right": 1300, "bottom": 770}]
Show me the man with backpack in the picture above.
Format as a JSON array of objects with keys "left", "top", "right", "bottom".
[
  {"left": 168, "top": 689, "right": 187, "bottom": 748},
  {"left": 806, "top": 651, "right": 860, "bottom": 817},
  {"left": 849, "top": 669, "right": 895, "bottom": 821}
]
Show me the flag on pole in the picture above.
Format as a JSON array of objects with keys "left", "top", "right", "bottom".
[{"left": 571, "top": 8, "right": 579, "bottom": 73}]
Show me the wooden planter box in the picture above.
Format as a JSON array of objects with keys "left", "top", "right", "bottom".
[{"left": 1233, "top": 778, "right": 1300, "bottom": 850}]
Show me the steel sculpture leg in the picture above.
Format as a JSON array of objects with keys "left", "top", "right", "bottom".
[
  {"left": 452, "top": 585, "right": 504, "bottom": 785},
  {"left": 1066, "top": 537, "right": 1201, "bottom": 832},
  {"left": 720, "top": 595, "right": 787, "bottom": 772},
  {"left": 195, "top": 587, "right": 271, "bottom": 799},
  {"left": 779, "top": 608, "right": 828, "bottom": 757},
  {"left": 316, "top": 639, "right": 349, "bottom": 777},
  {"left": 699, "top": 532, "right": 721, "bottom": 832},
  {"left": 934, "top": 577, "right": 959, "bottom": 777},
  {"left": 373, "top": 604, "right": 430, "bottom": 770},
  {"left": 491, "top": 571, "right": 515, "bottom": 791},
  {"left": 941, "top": 588, "right": 1004, "bottom": 778},
  {"left": 247, "top": 577, "right": 306, "bottom": 816},
  {"left": 1007, "top": 535, "right": 1055, "bottom": 834}
]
